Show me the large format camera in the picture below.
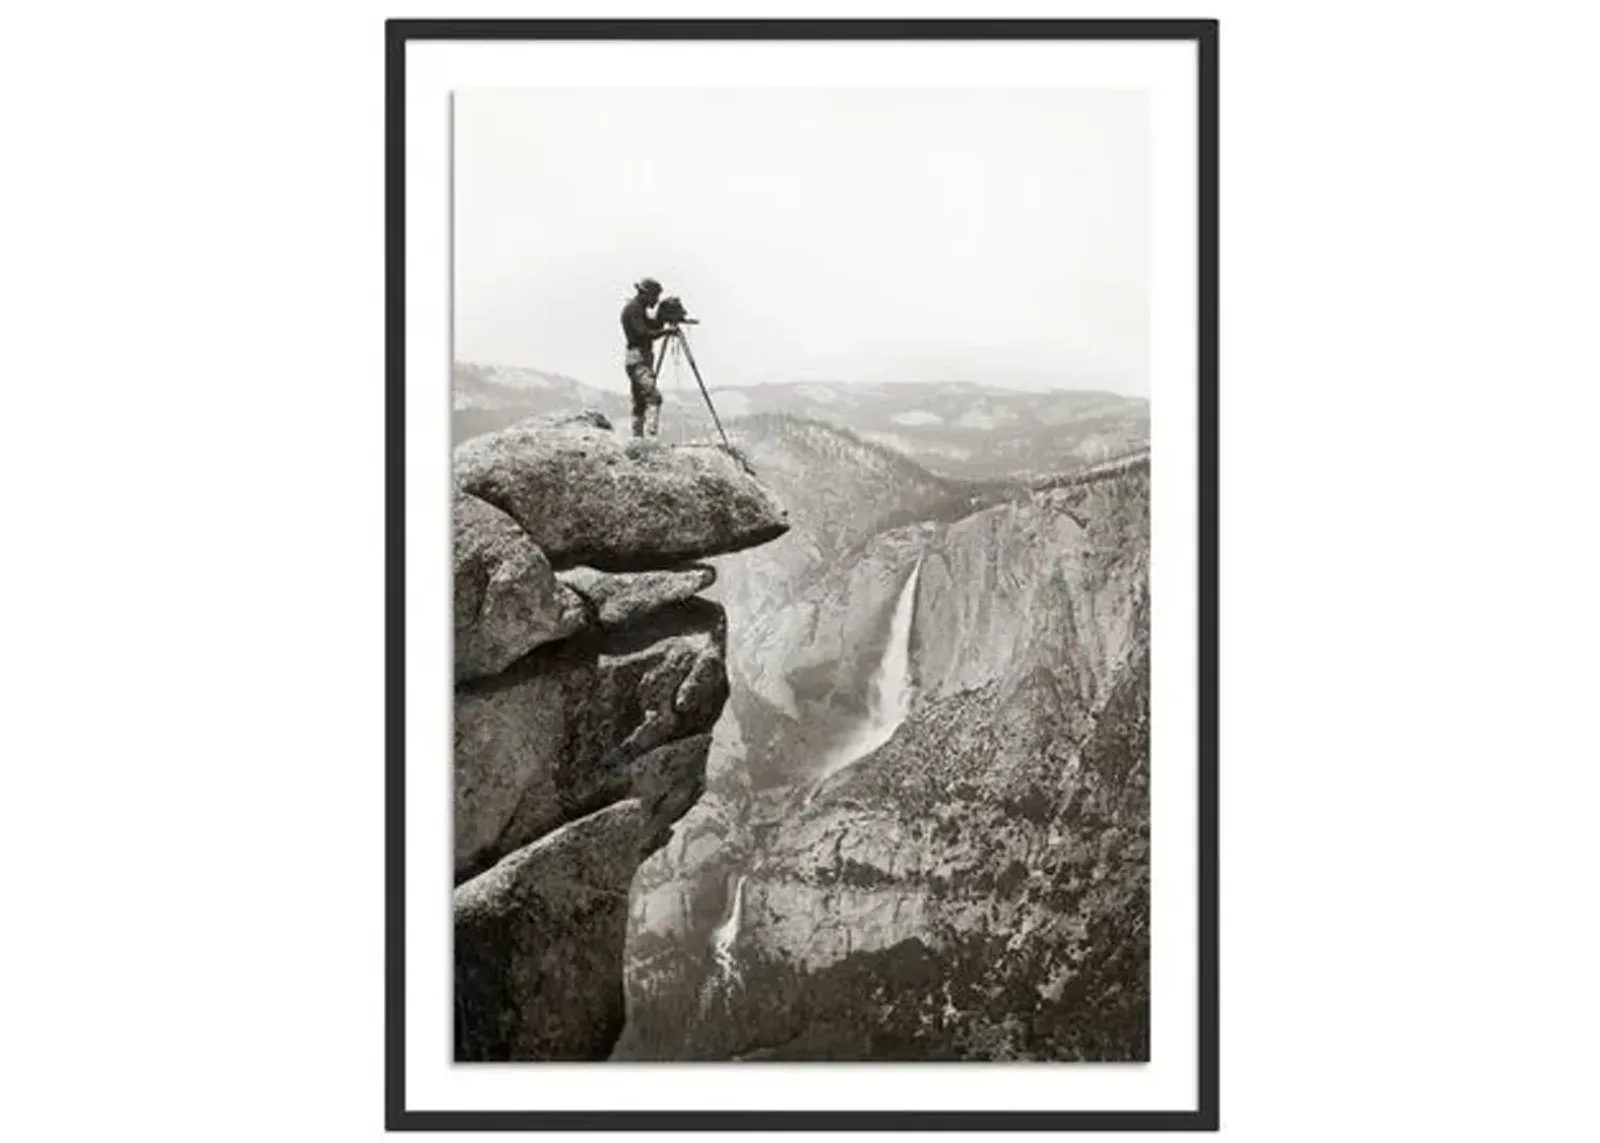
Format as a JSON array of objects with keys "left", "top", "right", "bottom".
[{"left": 655, "top": 295, "right": 694, "bottom": 326}]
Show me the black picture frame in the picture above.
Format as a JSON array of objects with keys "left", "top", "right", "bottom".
[{"left": 387, "top": 17, "right": 1218, "bottom": 1132}]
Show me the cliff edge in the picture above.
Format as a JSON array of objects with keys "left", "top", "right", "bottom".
[{"left": 451, "top": 411, "right": 787, "bottom": 1061}]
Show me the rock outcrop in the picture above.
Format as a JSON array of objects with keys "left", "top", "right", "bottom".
[
  {"left": 453, "top": 411, "right": 789, "bottom": 571},
  {"left": 453, "top": 598, "right": 728, "bottom": 881},
  {"left": 454, "top": 490, "right": 587, "bottom": 682},
  {"left": 456, "top": 801, "right": 646, "bottom": 1061},
  {"left": 451, "top": 411, "right": 785, "bottom": 1061},
  {"left": 557, "top": 564, "right": 717, "bottom": 631}
]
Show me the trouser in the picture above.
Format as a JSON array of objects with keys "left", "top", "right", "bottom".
[{"left": 626, "top": 349, "right": 662, "bottom": 438}]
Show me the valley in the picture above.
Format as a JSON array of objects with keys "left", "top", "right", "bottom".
[{"left": 452, "top": 366, "right": 1150, "bottom": 1061}]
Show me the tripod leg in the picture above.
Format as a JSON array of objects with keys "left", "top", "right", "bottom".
[
  {"left": 675, "top": 334, "right": 731, "bottom": 450},
  {"left": 649, "top": 332, "right": 674, "bottom": 438}
]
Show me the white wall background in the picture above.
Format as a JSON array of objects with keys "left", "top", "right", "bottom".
[{"left": 3, "top": 2, "right": 1599, "bottom": 1141}]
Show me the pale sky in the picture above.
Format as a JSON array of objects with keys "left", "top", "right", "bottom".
[{"left": 453, "top": 87, "right": 1149, "bottom": 395}]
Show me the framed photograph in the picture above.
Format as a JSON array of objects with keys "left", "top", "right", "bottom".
[{"left": 388, "top": 17, "right": 1218, "bottom": 1131}]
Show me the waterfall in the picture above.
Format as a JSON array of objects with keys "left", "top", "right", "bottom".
[
  {"left": 806, "top": 558, "right": 923, "bottom": 803},
  {"left": 711, "top": 874, "right": 746, "bottom": 970},
  {"left": 699, "top": 560, "right": 923, "bottom": 1011},
  {"left": 700, "top": 873, "right": 748, "bottom": 1011}
]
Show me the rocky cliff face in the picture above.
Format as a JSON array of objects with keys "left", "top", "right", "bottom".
[
  {"left": 451, "top": 411, "right": 787, "bottom": 1061},
  {"left": 621, "top": 454, "right": 1148, "bottom": 1062},
  {"left": 732, "top": 474, "right": 1149, "bottom": 1060}
]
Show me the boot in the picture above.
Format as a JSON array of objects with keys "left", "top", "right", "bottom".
[
  {"left": 645, "top": 404, "right": 661, "bottom": 438},
  {"left": 632, "top": 410, "right": 646, "bottom": 439}
]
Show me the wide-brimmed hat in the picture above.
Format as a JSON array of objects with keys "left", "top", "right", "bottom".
[{"left": 634, "top": 277, "right": 663, "bottom": 296}]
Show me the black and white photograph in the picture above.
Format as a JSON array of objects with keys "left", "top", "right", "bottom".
[
  {"left": 452, "top": 82, "right": 1154, "bottom": 1063},
  {"left": 395, "top": 20, "right": 1215, "bottom": 1128}
]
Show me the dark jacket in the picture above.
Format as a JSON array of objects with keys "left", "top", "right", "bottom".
[{"left": 620, "top": 297, "right": 663, "bottom": 357}]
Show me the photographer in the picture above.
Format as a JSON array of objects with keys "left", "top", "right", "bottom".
[{"left": 619, "top": 277, "right": 675, "bottom": 438}]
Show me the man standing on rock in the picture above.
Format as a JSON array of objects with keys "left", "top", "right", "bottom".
[{"left": 621, "top": 277, "right": 675, "bottom": 439}]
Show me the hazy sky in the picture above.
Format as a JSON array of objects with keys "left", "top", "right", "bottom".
[{"left": 454, "top": 87, "right": 1149, "bottom": 395}]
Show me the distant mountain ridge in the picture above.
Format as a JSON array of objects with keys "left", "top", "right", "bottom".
[{"left": 453, "top": 360, "right": 1148, "bottom": 483}]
